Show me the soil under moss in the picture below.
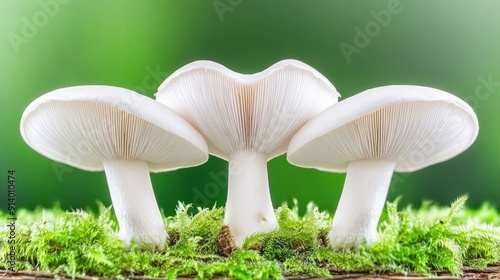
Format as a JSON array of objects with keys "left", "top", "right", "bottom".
[{"left": 1, "top": 196, "right": 499, "bottom": 280}]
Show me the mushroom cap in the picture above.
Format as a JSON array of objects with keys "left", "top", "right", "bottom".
[
  {"left": 287, "top": 85, "right": 479, "bottom": 172},
  {"left": 20, "top": 85, "right": 209, "bottom": 172},
  {"left": 156, "top": 59, "right": 340, "bottom": 160}
]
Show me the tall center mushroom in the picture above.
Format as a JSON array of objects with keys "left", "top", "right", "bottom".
[
  {"left": 288, "top": 85, "right": 479, "bottom": 249},
  {"left": 156, "top": 60, "right": 339, "bottom": 245},
  {"left": 20, "top": 86, "right": 208, "bottom": 249}
]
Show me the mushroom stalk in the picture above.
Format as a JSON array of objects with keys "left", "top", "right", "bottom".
[
  {"left": 224, "top": 150, "right": 278, "bottom": 246},
  {"left": 103, "top": 159, "right": 167, "bottom": 249},
  {"left": 329, "top": 159, "right": 396, "bottom": 248}
]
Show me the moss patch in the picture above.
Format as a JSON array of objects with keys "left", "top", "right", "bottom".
[{"left": 1, "top": 196, "right": 499, "bottom": 279}]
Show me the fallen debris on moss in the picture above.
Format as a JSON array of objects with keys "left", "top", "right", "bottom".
[{"left": 1, "top": 196, "right": 499, "bottom": 280}]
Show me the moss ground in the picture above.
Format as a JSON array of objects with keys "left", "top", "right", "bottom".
[{"left": 1, "top": 196, "right": 499, "bottom": 279}]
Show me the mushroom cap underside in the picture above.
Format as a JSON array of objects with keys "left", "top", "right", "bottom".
[
  {"left": 156, "top": 59, "right": 340, "bottom": 160},
  {"left": 287, "top": 85, "right": 479, "bottom": 172},
  {"left": 20, "top": 85, "right": 208, "bottom": 172}
]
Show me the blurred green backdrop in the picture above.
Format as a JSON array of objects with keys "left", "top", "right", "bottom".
[{"left": 1, "top": 0, "right": 499, "bottom": 216}]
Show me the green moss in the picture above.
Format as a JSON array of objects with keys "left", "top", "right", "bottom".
[{"left": 1, "top": 196, "right": 499, "bottom": 279}]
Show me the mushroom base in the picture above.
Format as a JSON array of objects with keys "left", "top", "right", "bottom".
[
  {"left": 329, "top": 159, "right": 396, "bottom": 249},
  {"left": 103, "top": 159, "right": 167, "bottom": 249},
  {"left": 224, "top": 150, "right": 279, "bottom": 246}
]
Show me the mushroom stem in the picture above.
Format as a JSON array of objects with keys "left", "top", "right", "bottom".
[
  {"left": 329, "top": 159, "right": 396, "bottom": 249},
  {"left": 224, "top": 150, "right": 278, "bottom": 246},
  {"left": 103, "top": 159, "right": 167, "bottom": 249}
]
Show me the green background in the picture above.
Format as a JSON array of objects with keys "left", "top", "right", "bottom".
[{"left": 1, "top": 0, "right": 499, "bottom": 215}]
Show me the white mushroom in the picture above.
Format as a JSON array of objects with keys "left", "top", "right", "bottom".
[
  {"left": 156, "top": 60, "right": 339, "bottom": 246},
  {"left": 287, "top": 85, "right": 479, "bottom": 249},
  {"left": 20, "top": 85, "right": 208, "bottom": 249}
]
